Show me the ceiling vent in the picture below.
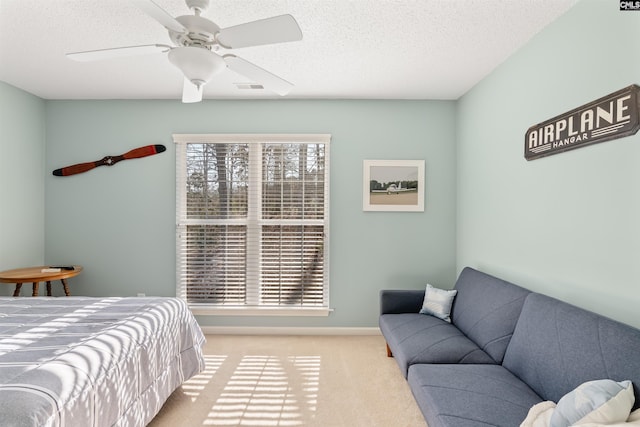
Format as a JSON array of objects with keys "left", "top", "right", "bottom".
[{"left": 235, "top": 83, "right": 265, "bottom": 90}]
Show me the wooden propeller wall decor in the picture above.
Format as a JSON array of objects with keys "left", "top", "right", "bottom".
[{"left": 52, "top": 145, "right": 166, "bottom": 176}]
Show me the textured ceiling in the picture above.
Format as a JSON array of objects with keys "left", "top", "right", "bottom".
[{"left": 0, "top": 0, "right": 578, "bottom": 101}]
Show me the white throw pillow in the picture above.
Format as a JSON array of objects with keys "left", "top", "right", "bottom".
[
  {"left": 629, "top": 408, "right": 640, "bottom": 422},
  {"left": 577, "top": 408, "right": 640, "bottom": 426},
  {"left": 550, "top": 379, "right": 634, "bottom": 427},
  {"left": 419, "top": 284, "right": 457, "bottom": 323},
  {"left": 520, "top": 401, "right": 556, "bottom": 427}
]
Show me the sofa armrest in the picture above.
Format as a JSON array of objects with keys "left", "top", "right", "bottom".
[{"left": 380, "top": 289, "right": 425, "bottom": 315}]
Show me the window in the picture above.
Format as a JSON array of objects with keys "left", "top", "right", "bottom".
[{"left": 175, "top": 134, "right": 330, "bottom": 315}]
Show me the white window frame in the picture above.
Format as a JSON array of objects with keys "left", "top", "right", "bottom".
[{"left": 174, "top": 134, "right": 331, "bottom": 316}]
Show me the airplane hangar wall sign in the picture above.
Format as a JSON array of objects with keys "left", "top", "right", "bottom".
[{"left": 525, "top": 85, "right": 640, "bottom": 160}]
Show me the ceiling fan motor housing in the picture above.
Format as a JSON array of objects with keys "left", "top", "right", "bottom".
[{"left": 171, "top": 15, "right": 220, "bottom": 48}]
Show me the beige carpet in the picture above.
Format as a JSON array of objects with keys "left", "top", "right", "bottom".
[{"left": 148, "top": 334, "right": 427, "bottom": 427}]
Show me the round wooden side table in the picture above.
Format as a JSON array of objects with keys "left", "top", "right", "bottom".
[{"left": 0, "top": 266, "right": 83, "bottom": 296}]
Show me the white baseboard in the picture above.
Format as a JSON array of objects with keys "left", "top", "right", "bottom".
[{"left": 199, "top": 326, "right": 381, "bottom": 336}]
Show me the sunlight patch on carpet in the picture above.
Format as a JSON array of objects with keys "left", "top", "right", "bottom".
[
  {"left": 202, "top": 354, "right": 321, "bottom": 426},
  {"left": 182, "top": 355, "right": 227, "bottom": 401}
]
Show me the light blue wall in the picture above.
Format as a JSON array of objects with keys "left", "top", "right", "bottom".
[
  {"left": 0, "top": 81, "right": 45, "bottom": 278},
  {"left": 456, "top": 0, "right": 640, "bottom": 327},
  {"left": 13, "top": 0, "right": 638, "bottom": 330},
  {"left": 44, "top": 100, "right": 457, "bottom": 327}
]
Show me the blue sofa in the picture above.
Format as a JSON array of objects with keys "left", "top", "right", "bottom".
[{"left": 379, "top": 267, "right": 640, "bottom": 427}]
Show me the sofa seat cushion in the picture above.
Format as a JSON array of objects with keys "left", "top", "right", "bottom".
[
  {"left": 408, "top": 364, "right": 543, "bottom": 427},
  {"left": 379, "top": 313, "right": 495, "bottom": 378}
]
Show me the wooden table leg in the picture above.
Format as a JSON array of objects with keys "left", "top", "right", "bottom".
[
  {"left": 32, "top": 282, "right": 39, "bottom": 297},
  {"left": 13, "top": 283, "right": 22, "bottom": 297},
  {"left": 61, "top": 279, "right": 71, "bottom": 296},
  {"left": 46, "top": 281, "right": 52, "bottom": 296}
]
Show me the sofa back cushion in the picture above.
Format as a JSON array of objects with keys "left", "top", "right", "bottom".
[
  {"left": 451, "top": 267, "right": 531, "bottom": 363},
  {"left": 503, "top": 293, "right": 640, "bottom": 409}
]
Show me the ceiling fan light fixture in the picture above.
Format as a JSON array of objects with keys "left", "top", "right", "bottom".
[{"left": 168, "top": 46, "right": 225, "bottom": 84}]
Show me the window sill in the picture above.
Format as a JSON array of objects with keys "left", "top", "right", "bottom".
[{"left": 188, "top": 304, "right": 333, "bottom": 317}]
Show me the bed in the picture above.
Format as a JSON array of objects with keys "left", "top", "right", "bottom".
[{"left": 0, "top": 297, "right": 206, "bottom": 426}]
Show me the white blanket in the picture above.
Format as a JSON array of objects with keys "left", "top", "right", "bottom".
[
  {"left": 521, "top": 403, "right": 640, "bottom": 427},
  {"left": 0, "top": 297, "right": 205, "bottom": 426}
]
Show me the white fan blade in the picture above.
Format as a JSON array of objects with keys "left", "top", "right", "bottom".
[
  {"left": 217, "top": 14, "right": 302, "bottom": 49},
  {"left": 66, "top": 44, "right": 171, "bottom": 62},
  {"left": 182, "top": 78, "right": 203, "bottom": 103},
  {"left": 131, "top": 0, "right": 186, "bottom": 33},
  {"left": 224, "top": 55, "right": 293, "bottom": 96}
]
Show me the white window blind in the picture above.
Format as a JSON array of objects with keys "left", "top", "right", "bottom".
[{"left": 175, "top": 134, "right": 330, "bottom": 315}]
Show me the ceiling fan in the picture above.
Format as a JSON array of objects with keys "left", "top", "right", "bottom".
[{"left": 66, "top": 0, "right": 303, "bottom": 103}]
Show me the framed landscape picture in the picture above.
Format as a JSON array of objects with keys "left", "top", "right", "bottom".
[{"left": 363, "top": 159, "right": 425, "bottom": 212}]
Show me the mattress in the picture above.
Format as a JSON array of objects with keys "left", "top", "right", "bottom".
[{"left": 0, "top": 297, "right": 206, "bottom": 427}]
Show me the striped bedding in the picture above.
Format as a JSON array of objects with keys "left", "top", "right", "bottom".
[{"left": 0, "top": 297, "right": 205, "bottom": 426}]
